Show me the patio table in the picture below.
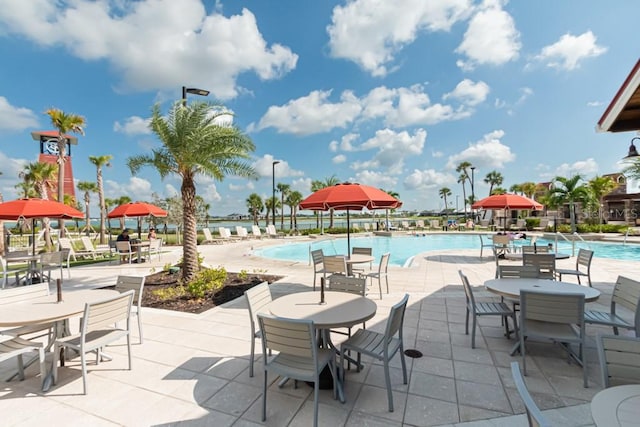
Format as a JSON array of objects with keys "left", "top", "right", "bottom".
[
  {"left": 0, "top": 288, "right": 118, "bottom": 390},
  {"left": 130, "top": 241, "right": 151, "bottom": 263},
  {"left": 267, "top": 291, "right": 377, "bottom": 402},
  {"left": 503, "top": 252, "right": 570, "bottom": 261},
  {"left": 344, "top": 254, "right": 374, "bottom": 276},
  {"left": 591, "top": 384, "right": 640, "bottom": 426}
]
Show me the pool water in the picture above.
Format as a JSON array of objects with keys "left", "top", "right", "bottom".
[{"left": 255, "top": 235, "right": 640, "bottom": 267}]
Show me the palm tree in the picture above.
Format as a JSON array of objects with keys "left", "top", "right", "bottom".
[
  {"left": 509, "top": 183, "right": 523, "bottom": 194},
  {"left": 484, "top": 171, "right": 503, "bottom": 196},
  {"left": 310, "top": 179, "right": 324, "bottom": 230},
  {"left": 285, "top": 190, "right": 303, "bottom": 230},
  {"left": 45, "top": 109, "right": 85, "bottom": 236},
  {"left": 115, "top": 196, "right": 132, "bottom": 231},
  {"left": 77, "top": 181, "right": 98, "bottom": 236},
  {"left": 277, "top": 183, "right": 290, "bottom": 230},
  {"left": 383, "top": 189, "right": 400, "bottom": 227},
  {"left": 456, "top": 161, "right": 472, "bottom": 218},
  {"left": 89, "top": 155, "right": 112, "bottom": 244},
  {"left": 246, "top": 193, "right": 264, "bottom": 225},
  {"left": 549, "top": 175, "right": 589, "bottom": 233},
  {"left": 520, "top": 182, "right": 537, "bottom": 199},
  {"left": 264, "top": 196, "right": 279, "bottom": 227},
  {"left": 19, "top": 161, "right": 58, "bottom": 248},
  {"left": 439, "top": 187, "right": 452, "bottom": 223},
  {"left": 128, "top": 100, "right": 257, "bottom": 282},
  {"left": 587, "top": 175, "right": 617, "bottom": 228}
]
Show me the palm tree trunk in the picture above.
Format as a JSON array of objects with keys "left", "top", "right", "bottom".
[
  {"left": 56, "top": 139, "right": 67, "bottom": 238},
  {"left": 97, "top": 170, "right": 106, "bottom": 244},
  {"left": 182, "top": 176, "right": 199, "bottom": 283}
]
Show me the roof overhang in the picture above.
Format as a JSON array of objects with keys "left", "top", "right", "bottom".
[{"left": 597, "top": 59, "right": 640, "bottom": 133}]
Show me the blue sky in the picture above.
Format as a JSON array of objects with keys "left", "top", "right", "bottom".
[{"left": 0, "top": 0, "right": 638, "bottom": 216}]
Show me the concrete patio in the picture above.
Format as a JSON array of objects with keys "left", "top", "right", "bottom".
[{"left": 1, "top": 233, "right": 638, "bottom": 426}]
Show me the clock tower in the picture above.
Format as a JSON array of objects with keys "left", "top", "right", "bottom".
[{"left": 31, "top": 130, "right": 77, "bottom": 201}]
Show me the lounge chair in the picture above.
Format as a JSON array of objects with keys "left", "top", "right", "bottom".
[
  {"left": 58, "top": 237, "right": 93, "bottom": 262},
  {"left": 251, "top": 225, "right": 264, "bottom": 239},
  {"left": 266, "top": 224, "right": 285, "bottom": 238},
  {"left": 235, "top": 226, "right": 250, "bottom": 240},
  {"left": 80, "top": 236, "right": 111, "bottom": 259},
  {"left": 201, "top": 228, "right": 224, "bottom": 244},
  {"left": 219, "top": 227, "right": 241, "bottom": 242}
]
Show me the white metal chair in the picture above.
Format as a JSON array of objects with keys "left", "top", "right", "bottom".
[
  {"left": 40, "top": 251, "right": 66, "bottom": 283},
  {"left": 0, "top": 256, "right": 28, "bottom": 288},
  {"left": 519, "top": 290, "right": 588, "bottom": 387},
  {"left": 585, "top": 275, "right": 640, "bottom": 337},
  {"left": 115, "top": 241, "right": 135, "bottom": 264},
  {"left": 351, "top": 247, "right": 373, "bottom": 275},
  {"left": 596, "top": 334, "right": 640, "bottom": 388},
  {"left": 115, "top": 276, "right": 146, "bottom": 344},
  {"left": 311, "top": 249, "right": 326, "bottom": 291},
  {"left": 556, "top": 248, "right": 594, "bottom": 287},
  {"left": 522, "top": 253, "right": 556, "bottom": 280},
  {"left": 322, "top": 255, "right": 348, "bottom": 278},
  {"left": 258, "top": 314, "right": 337, "bottom": 427},
  {"left": 0, "top": 336, "right": 46, "bottom": 387},
  {"left": 251, "top": 225, "right": 264, "bottom": 239},
  {"left": 521, "top": 245, "right": 550, "bottom": 254},
  {"left": 340, "top": 294, "right": 409, "bottom": 412},
  {"left": 511, "top": 362, "right": 551, "bottom": 427},
  {"left": 459, "top": 270, "right": 517, "bottom": 348},
  {"left": 479, "top": 234, "right": 493, "bottom": 258},
  {"left": 362, "top": 252, "right": 390, "bottom": 299},
  {"left": 53, "top": 290, "right": 134, "bottom": 395},
  {"left": 244, "top": 282, "right": 272, "bottom": 377},
  {"left": 80, "top": 236, "right": 111, "bottom": 259},
  {"left": 146, "top": 238, "right": 162, "bottom": 261}
]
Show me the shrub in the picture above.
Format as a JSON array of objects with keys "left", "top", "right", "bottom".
[
  {"left": 238, "top": 270, "right": 248, "bottom": 280},
  {"left": 186, "top": 267, "right": 227, "bottom": 298},
  {"left": 152, "top": 285, "right": 186, "bottom": 300}
]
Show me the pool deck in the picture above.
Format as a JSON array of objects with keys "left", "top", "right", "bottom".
[{"left": 1, "top": 232, "right": 639, "bottom": 426}]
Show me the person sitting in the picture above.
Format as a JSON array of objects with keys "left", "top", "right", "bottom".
[
  {"left": 465, "top": 219, "right": 474, "bottom": 230},
  {"left": 117, "top": 228, "right": 130, "bottom": 242},
  {"left": 147, "top": 227, "right": 157, "bottom": 240}
]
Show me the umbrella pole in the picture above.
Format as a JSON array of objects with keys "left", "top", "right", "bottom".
[
  {"left": 347, "top": 209, "right": 351, "bottom": 255},
  {"left": 32, "top": 219, "right": 36, "bottom": 255}
]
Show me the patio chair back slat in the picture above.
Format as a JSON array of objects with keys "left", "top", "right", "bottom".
[
  {"left": 597, "top": 334, "right": 640, "bottom": 387},
  {"left": 0, "top": 282, "right": 49, "bottom": 304},
  {"left": 259, "top": 315, "right": 314, "bottom": 358}
]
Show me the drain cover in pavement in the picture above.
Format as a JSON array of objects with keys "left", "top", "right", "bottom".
[{"left": 404, "top": 349, "right": 423, "bottom": 358}]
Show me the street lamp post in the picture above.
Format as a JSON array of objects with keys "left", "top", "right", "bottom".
[
  {"left": 272, "top": 161, "right": 280, "bottom": 226},
  {"left": 181, "top": 86, "right": 210, "bottom": 105},
  {"left": 470, "top": 166, "right": 476, "bottom": 221},
  {"left": 456, "top": 195, "right": 459, "bottom": 213}
]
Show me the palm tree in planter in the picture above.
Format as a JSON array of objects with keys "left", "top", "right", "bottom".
[
  {"left": 77, "top": 181, "right": 98, "bottom": 236},
  {"left": 88, "top": 155, "right": 112, "bottom": 244},
  {"left": 128, "top": 101, "right": 257, "bottom": 283}
]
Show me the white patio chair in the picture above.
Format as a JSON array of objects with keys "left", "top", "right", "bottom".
[
  {"left": 340, "top": 294, "right": 409, "bottom": 412},
  {"left": 244, "top": 282, "right": 272, "bottom": 377},
  {"left": 146, "top": 238, "right": 162, "bottom": 261},
  {"left": 258, "top": 314, "right": 337, "bottom": 427},
  {"left": 235, "top": 226, "right": 250, "bottom": 240},
  {"left": 585, "top": 275, "right": 640, "bottom": 337},
  {"left": 351, "top": 246, "right": 373, "bottom": 274},
  {"left": 40, "top": 251, "right": 66, "bottom": 283},
  {"left": 362, "top": 252, "right": 390, "bottom": 299},
  {"left": 596, "top": 334, "right": 640, "bottom": 388},
  {"left": 53, "top": 290, "right": 134, "bottom": 395},
  {"left": 459, "top": 270, "right": 517, "bottom": 348},
  {"left": 522, "top": 253, "right": 556, "bottom": 280},
  {"left": 511, "top": 362, "right": 551, "bottom": 427},
  {"left": 556, "top": 248, "right": 594, "bottom": 287},
  {"left": 0, "top": 256, "right": 28, "bottom": 289},
  {"left": 519, "top": 290, "right": 588, "bottom": 387},
  {"left": 251, "top": 225, "right": 264, "bottom": 239},
  {"left": 201, "top": 228, "right": 224, "bottom": 244},
  {"left": 322, "top": 255, "right": 348, "bottom": 278},
  {"left": 115, "top": 241, "right": 135, "bottom": 264},
  {"left": 478, "top": 234, "right": 493, "bottom": 258},
  {"left": 115, "top": 276, "right": 146, "bottom": 344},
  {"left": 0, "top": 336, "right": 46, "bottom": 387},
  {"left": 80, "top": 236, "right": 111, "bottom": 259},
  {"left": 310, "top": 249, "right": 326, "bottom": 291}
]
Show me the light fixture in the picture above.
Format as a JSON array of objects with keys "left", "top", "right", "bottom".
[
  {"left": 181, "top": 86, "right": 210, "bottom": 104},
  {"left": 625, "top": 137, "right": 640, "bottom": 159}
]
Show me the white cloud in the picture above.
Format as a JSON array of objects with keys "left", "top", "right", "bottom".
[
  {"left": 446, "top": 129, "right": 516, "bottom": 169},
  {"left": 291, "top": 177, "right": 312, "bottom": 195},
  {"left": 348, "top": 128, "right": 427, "bottom": 175},
  {"left": 113, "top": 116, "right": 151, "bottom": 135},
  {"left": 587, "top": 101, "right": 603, "bottom": 107},
  {"left": 352, "top": 170, "right": 397, "bottom": 190},
  {"left": 442, "top": 79, "right": 490, "bottom": 106},
  {"left": 255, "top": 82, "right": 484, "bottom": 135},
  {"left": 533, "top": 31, "right": 607, "bottom": 71},
  {"left": 403, "top": 169, "right": 457, "bottom": 189},
  {"left": 0, "top": 1, "right": 297, "bottom": 99},
  {"left": 333, "top": 154, "right": 347, "bottom": 164},
  {"left": 254, "top": 90, "right": 361, "bottom": 135},
  {"left": 0, "top": 97, "right": 39, "bottom": 131},
  {"left": 540, "top": 158, "right": 599, "bottom": 180},
  {"left": 253, "top": 154, "right": 304, "bottom": 178},
  {"left": 105, "top": 176, "right": 154, "bottom": 200},
  {"left": 327, "top": 0, "right": 472, "bottom": 76},
  {"left": 456, "top": 1, "right": 521, "bottom": 71}
]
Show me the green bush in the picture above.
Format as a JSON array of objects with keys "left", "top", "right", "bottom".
[
  {"left": 152, "top": 286, "right": 185, "bottom": 300},
  {"left": 186, "top": 267, "right": 227, "bottom": 298}
]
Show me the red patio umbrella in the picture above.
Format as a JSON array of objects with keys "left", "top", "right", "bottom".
[
  {"left": 471, "top": 194, "right": 543, "bottom": 230},
  {"left": 0, "top": 198, "right": 84, "bottom": 253},
  {"left": 299, "top": 182, "right": 402, "bottom": 254},
  {"left": 107, "top": 202, "right": 168, "bottom": 238}
]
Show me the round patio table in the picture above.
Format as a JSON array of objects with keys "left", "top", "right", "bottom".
[
  {"left": 345, "top": 254, "right": 374, "bottom": 276},
  {"left": 504, "top": 252, "right": 570, "bottom": 261},
  {"left": 591, "top": 384, "right": 640, "bottom": 426},
  {"left": 484, "top": 278, "right": 601, "bottom": 302}
]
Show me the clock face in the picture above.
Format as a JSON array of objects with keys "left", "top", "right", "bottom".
[{"left": 43, "top": 140, "right": 59, "bottom": 155}]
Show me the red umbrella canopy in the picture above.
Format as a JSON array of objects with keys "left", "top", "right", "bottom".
[
  {"left": 299, "top": 182, "right": 402, "bottom": 211},
  {"left": 107, "top": 202, "right": 168, "bottom": 218},
  {"left": 0, "top": 198, "right": 84, "bottom": 220},
  {"left": 471, "top": 194, "right": 543, "bottom": 210}
]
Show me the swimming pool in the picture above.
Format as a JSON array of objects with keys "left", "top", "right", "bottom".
[{"left": 255, "top": 235, "right": 640, "bottom": 267}]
